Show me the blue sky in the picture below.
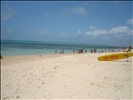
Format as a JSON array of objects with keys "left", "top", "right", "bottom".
[{"left": 1, "top": 1, "right": 133, "bottom": 46}]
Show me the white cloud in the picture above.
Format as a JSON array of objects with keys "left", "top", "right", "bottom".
[
  {"left": 82, "top": 25, "right": 132, "bottom": 36},
  {"left": 30, "top": 27, "right": 49, "bottom": 36},
  {"left": 109, "top": 26, "right": 130, "bottom": 34},
  {"left": 74, "top": 30, "right": 83, "bottom": 36},
  {"left": 43, "top": 13, "right": 50, "bottom": 18},
  {"left": 85, "top": 29, "right": 108, "bottom": 36},
  {"left": 127, "top": 18, "right": 133, "bottom": 25},
  {"left": 89, "top": 26, "right": 96, "bottom": 30},
  {"left": 4, "top": 28, "right": 13, "bottom": 34},
  {"left": 71, "top": 7, "right": 86, "bottom": 14},
  {"left": 40, "top": 31, "right": 48, "bottom": 35},
  {"left": 84, "top": 19, "right": 133, "bottom": 37},
  {"left": 58, "top": 33, "right": 69, "bottom": 37},
  {"left": 2, "top": 8, "right": 15, "bottom": 21}
]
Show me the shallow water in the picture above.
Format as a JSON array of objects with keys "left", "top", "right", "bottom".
[{"left": 1, "top": 40, "right": 121, "bottom": 56}]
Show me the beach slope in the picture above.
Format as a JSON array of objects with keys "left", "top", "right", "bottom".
[{"left": 1, "top": 53, "right": 132, "bottom": 99}]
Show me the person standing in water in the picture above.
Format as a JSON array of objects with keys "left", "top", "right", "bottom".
[
  {"left": 125, "top": 44, "right": 132, "bottom": 52},
  {"left": 125, "top": 44, "right": 132, "bottom": 62},
  {"left": 127, "top": 45, "right": 132, "bottom": 52}
]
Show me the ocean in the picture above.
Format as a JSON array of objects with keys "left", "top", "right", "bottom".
[{"left": 1, "top": 40, "right": 121, "bottom": 56}]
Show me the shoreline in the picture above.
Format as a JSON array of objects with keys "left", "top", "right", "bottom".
[
  {"left": 1, "top": 48, "right": 133, "bottom": 56},
  {"left": 1, "top": 51, "right": 133, "bottom": 65},
  {"left": 2, "top": 48, "right": 133, "bottom": 57}
]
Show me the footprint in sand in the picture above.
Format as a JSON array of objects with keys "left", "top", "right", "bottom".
[
  {"left": 23, "top": 74, "right": 27, "bottom": 77},
  {"left": 90, "top": 83, "right": 104, "bottom": 88},
  {"left": 90, "top": 83, "right": 94, "bottom": 85},
  {"left": 42, "top": 82, "right": 45, "bottom": 84},
  {"left": 16, "top": 95, "right": 20, "bottom": 99},
  {"left": 104, "top": 76, "right": 113, "bottom": 80},
  {"left": 3, "top": 97, "right": 9, "bottom": 100}
]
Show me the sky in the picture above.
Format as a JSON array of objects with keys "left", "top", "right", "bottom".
[{"left": 1, "top": 1, "right": 133, "bottom": 46}]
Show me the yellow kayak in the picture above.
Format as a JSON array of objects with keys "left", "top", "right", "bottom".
[{"left": 97, "top": 52, "right": 133, "bottom": 61}]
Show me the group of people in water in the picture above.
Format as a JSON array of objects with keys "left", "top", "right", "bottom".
[
  {"left": 55, "top": 49, "right": 64, "bottom": 54},
  {"left": 0, "top": 45, "right": 132, "bottom": 59},
  {"left": 54, "top": 45, "right": 132, "bottom": 54},
  {"left": 123, "top": 45, "right": 132, "bottom": 52}
]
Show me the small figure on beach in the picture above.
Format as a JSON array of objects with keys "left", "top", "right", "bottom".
[
  {"left": 124, "top": 44, "right": 132, "bottom": 52},
  {"left": 55, "top": 50, "right": 57, "bottom": 54},
  {"left": 94, "top": 48, "right": 97, "bottom": 53},
  {"left": 62, "top": 49, "right": 64, "bottom": 54},
  {"left": 80, "top": 49, "right": 83, "bottom": 54},
  {"left": 73, "top": 50, "right": 75, "bottom": 53},
  {"left": 91, "top": 49, "right": 93, "bottom": 53},
  {"left": 123, "top": 46, "right": 126, "bottom": 52},
  {"left": 126, "top": 45, "right": 132, "bottom": 52},
  {"left": 85, "top": 50, "right": 87, "bottom": 53},
  {"left": 0, "top": 54, "right": 3, "bottom": 59}
]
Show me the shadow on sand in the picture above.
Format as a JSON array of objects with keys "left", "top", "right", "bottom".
[{"left": 113, "top": 60, "right": 132, "bottom": 62}]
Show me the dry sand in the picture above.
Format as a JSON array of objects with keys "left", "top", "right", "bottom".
[{"left": 1, "top": 53, "right": 133, "bottom": 100}]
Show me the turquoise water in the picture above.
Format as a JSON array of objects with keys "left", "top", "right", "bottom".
[{"left": 1, "top": 40, "right": 121, "bottom": 56}]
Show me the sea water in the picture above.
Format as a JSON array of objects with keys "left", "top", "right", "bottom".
[{"left": 1, "top": 40, "right": 121, "bottom": 56}]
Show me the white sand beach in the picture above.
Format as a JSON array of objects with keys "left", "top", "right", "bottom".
[{"left": 1, "top": 53, "right": 133, "bottom": 100}]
